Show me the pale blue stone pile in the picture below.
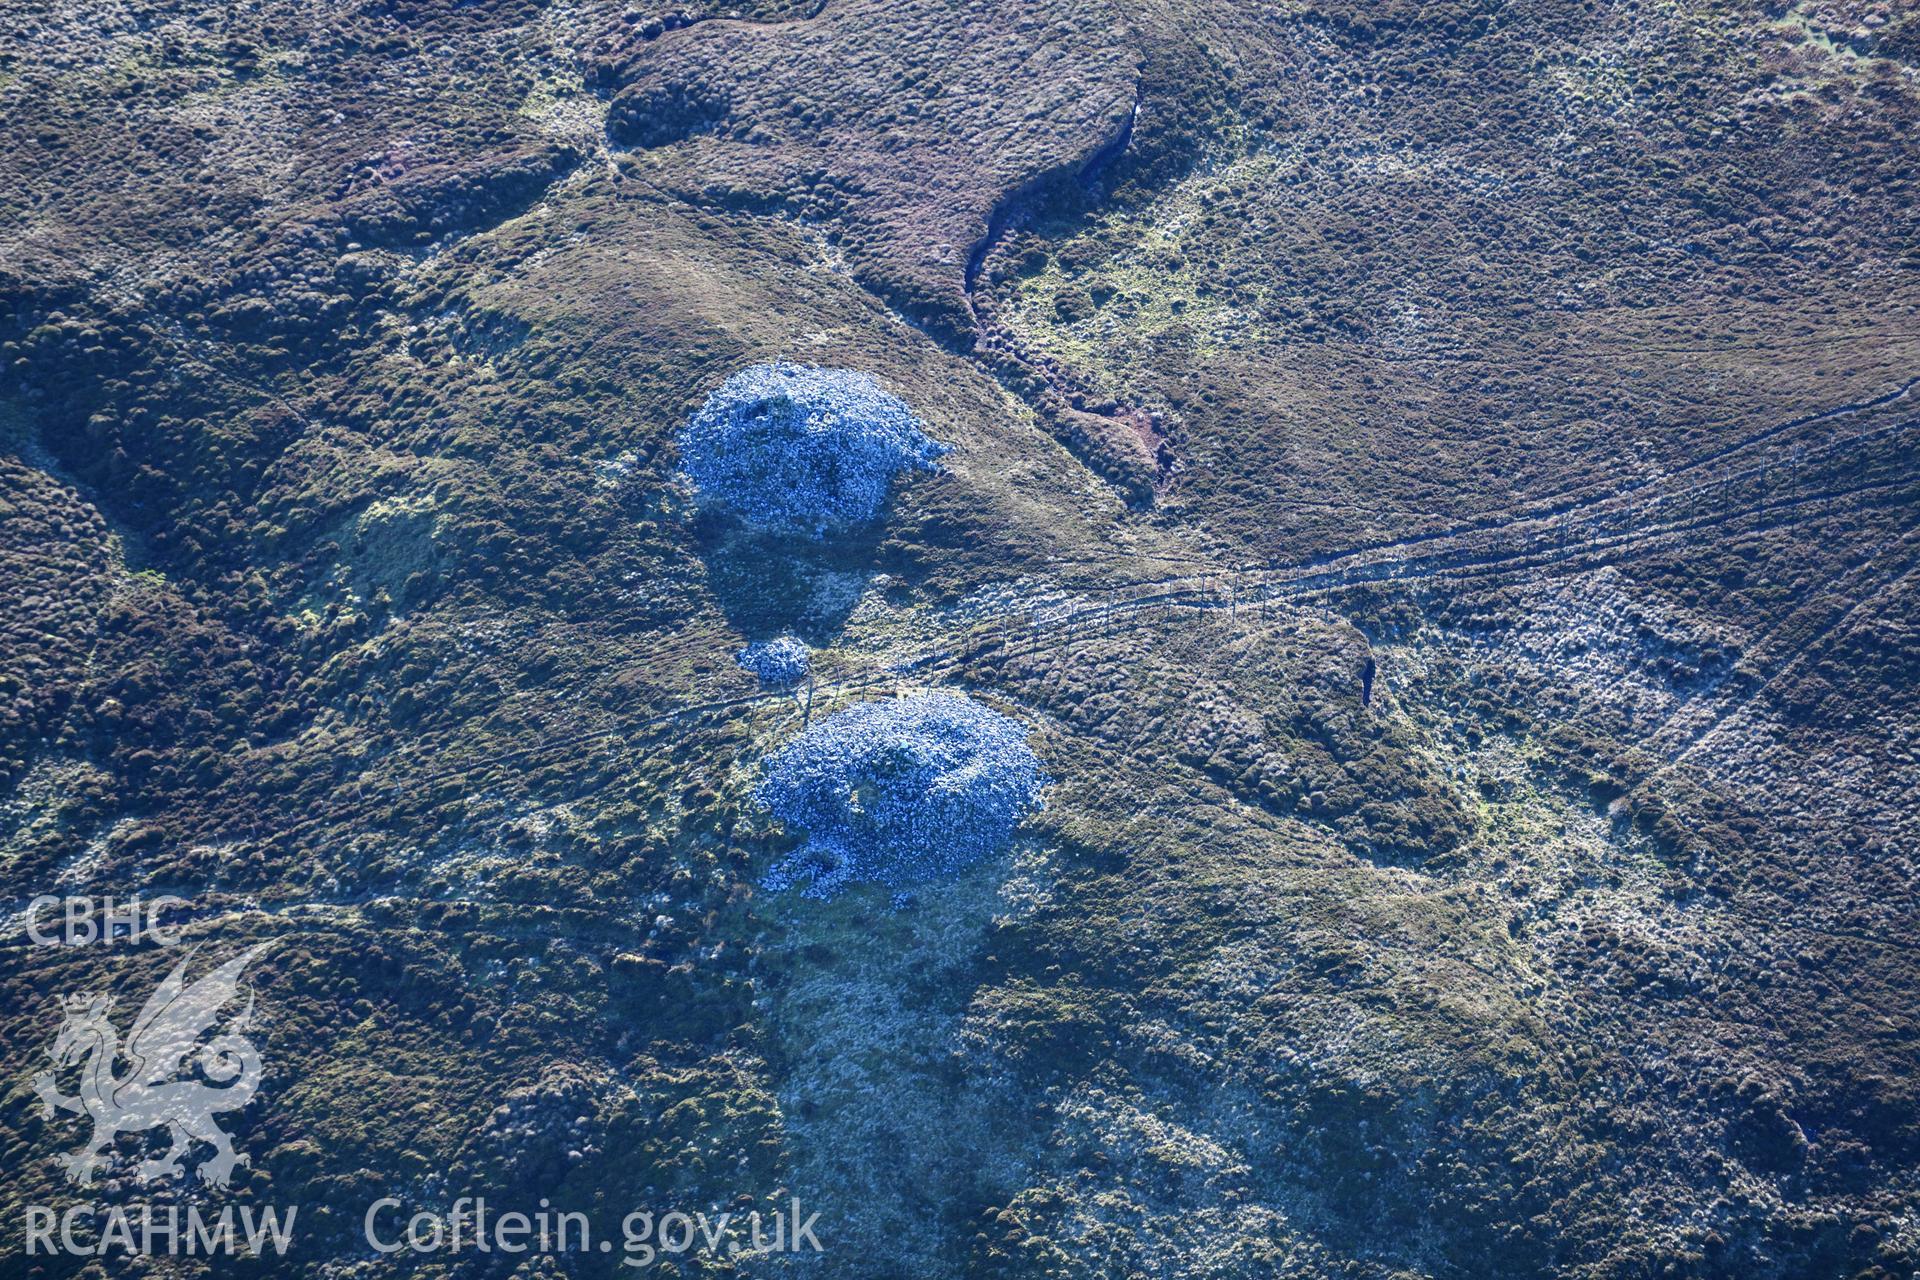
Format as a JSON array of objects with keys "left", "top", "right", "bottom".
[
  {"left": 736, "top": 636, "right": 811, "bottom": 687},
  {"left": 756, "top": 692, "right": 1047, "bottom": 899},
  {"left": 679, "top": 362, "right": 947, "bottom": 539}
]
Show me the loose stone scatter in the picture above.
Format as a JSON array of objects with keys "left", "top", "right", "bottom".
[
  {"left": 736, "top": 635, "right": 811, "bottom": 687},
  {"left": 678, "top": 362, "right": 948, "bottom": 539},
  {"left": 756, "top": 692, "right": 1047, "bottom": 899}
]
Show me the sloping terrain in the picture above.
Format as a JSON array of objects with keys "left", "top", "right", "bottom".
[{"left": 2, "top": 0, "right": 1918, "bottom": 1277}]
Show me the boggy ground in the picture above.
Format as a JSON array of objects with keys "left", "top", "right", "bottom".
[{"left": 1, "top": 0, "right": 1918, "bottom": 1276}]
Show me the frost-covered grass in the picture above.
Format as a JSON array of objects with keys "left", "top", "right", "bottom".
[
  {"left": 757, "top": 692, "right": 1047, "bottom": 899},
  {"left": 736, "top": 635, "right": 811, "bottom": 687},
  {"left": 679, "top": 363, "right": 948, "bottom": 539}
]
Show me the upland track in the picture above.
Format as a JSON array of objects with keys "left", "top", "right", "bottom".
[
  {"left": 215, "top": 453, "right": 1917, "bottom": 864},
  {"left": 6, "top": 0, "right": 1920, "bottom": 1272}
]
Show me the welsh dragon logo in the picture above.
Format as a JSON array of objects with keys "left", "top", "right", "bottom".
[{"left": 32, "top": 943, "right": 271, "bottom": 1189}]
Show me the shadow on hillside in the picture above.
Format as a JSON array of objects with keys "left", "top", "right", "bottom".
[{"left": 693, "top": 513, "right": 888, "bottom": 645}]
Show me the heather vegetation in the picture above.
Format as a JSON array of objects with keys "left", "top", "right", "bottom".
[{"left": 1, "top": 0, "right": 1918, "bottom": 1276}]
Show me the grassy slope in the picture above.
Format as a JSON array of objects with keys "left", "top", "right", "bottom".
[{"left": 1, "top": 0, "right": 1917, "bottom": 1277}]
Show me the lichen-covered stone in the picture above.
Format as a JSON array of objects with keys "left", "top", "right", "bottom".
[
  {"left": 757, "top": 692, "right": 1046, "bottom": 898},
  {"left": 679, "top": 362, "right": 946, "bottom": 539},
  {"left": 736, "top": 635, "right": 810, "bottom": 687}
]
